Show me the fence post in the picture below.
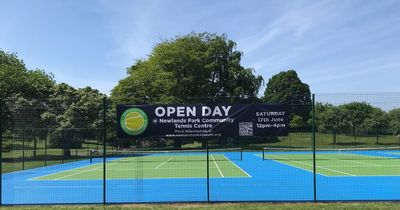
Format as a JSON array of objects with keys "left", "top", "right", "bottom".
[
  {"left": 0, "top": 98, "right": 3, "bottom": 205},
  {"left": 206, "top": 137, "right": 210, "bottom": 203},
  {"left": 102, "top": 97, "right": 107, "bottom": 205},
  {"left": 22, "top": 138, "right": 25, "bottom": 170},
  {"left": 312, "top": 94, "right": 317, "bottom": 202},
  {"left": 44, "top": 134, "right": 47, "bottom": 166}
]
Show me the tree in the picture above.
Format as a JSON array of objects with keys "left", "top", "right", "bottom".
[
  {"left": 111, "top": 33, "right": 264, "bottom": 148},
  {"left": 75, "top": 87, "right": 106, "bottom": 145},
  {"left": 111, "top": 32, "right": 263, "bottom": 105},
  {"left": 42, "top": 84, "right": 107, "bottom": 157},
  {"left": 25, "top": 69, "right": 55, "bottom": 99},
  {"left": 317, "top": 104, "right": 350, "bottom": 144},
  {"left": 363, "top": 107, "right": 389, "bottom": 135},
  {"left": 9, "top": 96, "right": 48, "bottom": 156},
  {"left": 1, "top": 51, "right": 30, "bottom": 132},
  {"left": 0, "top": 50, "right": 55, "bottom": 99},
  {"left": 1, "top": 51, "right": 55, "bottom": 153},
  {"left": 0, "top": 50, "right": 27, "bottom": 99},
  {"left": 388, "top": 108, "right": 400, "bottom": 135},
  {"left": 339, "top": 102, "right": 375, "bottom": 140},
  {"left": 263, "top": 70, "right": 311, "bottom": 124},
  {"left": 42, "top": 83, "right": 80, "bottom": 156}
]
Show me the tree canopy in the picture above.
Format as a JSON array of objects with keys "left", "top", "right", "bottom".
[
  {"left": 41, "top": 83, "right": 107, "bottom": 156},
  {"left": 388, "top": 108, "right": 400, "bottom": 135},
  {"left": 315, "top": 101, "right": 399, "bottom": 144},
  {"left": 111, "top": 33, "right": 263, "bottom": 104},
  {"left": 262, "top": 70, "right": 311, "bottom": 125},
  {"left": 0, "top": 50, "right": 55, "bottom": 99}
]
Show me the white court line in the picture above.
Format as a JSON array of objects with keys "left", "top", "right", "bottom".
[
  {"left": 324, "top": 165, "right": 400, "bottom": 168},
  {"left": 296, "top": 160, "right": 355, "bottom": 176},
  {"left": 322, "top": 154, "right": 381, "bottom": 167},
  {"left": 29, "top": 157, "right": 124, "bottom": 180},
  {"left": 155, "top": 157, "right": 174, "bottom": 169},
  {"left": 264, "top": 155, "right": 355, "bottom": 176},
  {"left": 28, "top": 165, "right": 102, "bottom": 181},
  {"left": 222, "top": 155, "right": 252, "bottom": 177},
  {"left": 269, "top": 155, "right": 352, "bottom": 176},
  {"left": 258, "top": 154, "right": 324, "bottom": 176},
  {"left": 330, "top": 157, "right": 380, "bottom": 167},
  {"left": 211, "top": 155, "right": 224, "bottom": 178},
  {"left": 54, "top": 166, "right": 103, "bottom": 180}
]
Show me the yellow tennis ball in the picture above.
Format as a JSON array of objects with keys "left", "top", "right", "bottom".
[{"left": 124, "top": 111, "right": 145, "bottom": 131}]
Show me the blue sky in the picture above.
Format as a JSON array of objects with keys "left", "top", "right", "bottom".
[{"left": 1, "top": 0, "right": 399, "bottom": 96}]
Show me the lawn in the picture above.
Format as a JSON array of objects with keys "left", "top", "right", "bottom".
[
  {"left": 1, "top": 137, "right": 113, "bottom": 173},
  {"left": 2, "top": 203, "right": 400, "bottom": 210}
]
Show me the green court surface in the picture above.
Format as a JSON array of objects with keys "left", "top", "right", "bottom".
[
  {"left": 33, "top": 154, "right": 250, "bottom": 180},
  {"left": 260, "top": 153, "right": 400, "bottom": 176}
]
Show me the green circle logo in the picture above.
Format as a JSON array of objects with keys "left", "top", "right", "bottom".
[{"left": 120, "top": 108, "right": 148, "bottom": 136}]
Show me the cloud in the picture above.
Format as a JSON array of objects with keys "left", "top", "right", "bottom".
[
  {"left": 308, "top": 57, "right": 400, "bottom": 84},
  {"left": 238, "top": 1, "right": 333, "bottom": 55}
]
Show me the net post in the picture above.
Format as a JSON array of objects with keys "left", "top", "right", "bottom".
[
  {"left": 102, "top": 97, "right": 107, "bottom": 205},
  {"left": 240, "top": 148, "right": 243, "bottom": 161},
  {"left": 312, "top": 94, "right": 317, "bottom": 202},
  {"left": 89, "top": 149, "right": 93, "bottom": 163},
  {"left": 262, "top": 147, "right": 265, "bottom": 160},
  {"left": 0, "top": 98, "right": 3, "bottom": 206}
]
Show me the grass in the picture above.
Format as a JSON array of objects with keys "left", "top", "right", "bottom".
[
  {"left": 33, "top": 153, "right": 248, "bottom": 180},
  {"left": 249, "top": 132, "right": 400, "bottom": 149},
  {"left": 2, "top": 203, "right": 400, "bottom": 210},
  {"left": 1, "top": 137, "right": 113, "bottom": 173}
]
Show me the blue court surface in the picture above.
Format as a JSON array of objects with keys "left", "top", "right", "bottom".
[{"left": 3, "top": 150, "right": 400, "bottom": 204}]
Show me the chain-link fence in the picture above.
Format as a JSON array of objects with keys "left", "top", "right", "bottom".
[{"left": 1, "top": 93, "right": 400, "bottom": 204}]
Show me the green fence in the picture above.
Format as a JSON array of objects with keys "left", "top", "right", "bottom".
[{"left": 1, "top": 93, "right": 400, "bottom": 205}]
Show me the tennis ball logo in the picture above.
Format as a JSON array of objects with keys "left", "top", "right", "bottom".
[{"left": 120, "top": 108, "right": 148, "bottom": 136}]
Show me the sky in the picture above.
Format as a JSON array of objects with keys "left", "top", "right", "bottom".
[{"left": 0, "top": 0, "right": 399, "bottom": 96}]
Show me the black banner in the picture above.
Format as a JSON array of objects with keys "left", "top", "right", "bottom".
[{"left": 116, "top": 104, "right": 289, "bottom": 138}]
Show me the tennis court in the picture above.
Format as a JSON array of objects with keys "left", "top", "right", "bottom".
[
  {"left": 3, "top": 148, "right": 400, "bottom": 204},
  {"left": 260, "top": 147, "right": 400, "bottom": 176},
  {"left": 32, "top": 150, "right": 250, "bottom": 180}
]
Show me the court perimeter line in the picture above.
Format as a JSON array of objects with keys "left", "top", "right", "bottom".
[
  {"left": 27, "top": 165, "right": 99, "bottom": 181},
  {"left": 294, "top": 159, "right": 356, "bottom": 176},
  {"left": 54, "top": 165, "right": 103, "bottom": 180},
  {"left": 155, "top": 157, "right": 174, "bottom": 169},
  {"left": 211, "top": 155, "right": 224, "bottom": 177},
  {"left": 222, "top": 155, "right": 252, "bottom": 178},
  {"left": 259, "top": 154, "right": 324, "bottom": 176},
  {"left": 28, "top": 156, "right": 124, "bottom": 180},
  {"left": 325, "top": 155, "right": 380, "bottom": 167}
]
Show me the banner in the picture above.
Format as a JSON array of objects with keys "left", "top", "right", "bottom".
[{"left": 116, "top": 104, "right": 289, "bottom": 138}]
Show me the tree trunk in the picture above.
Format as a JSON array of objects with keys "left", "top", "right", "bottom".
[
  {"left": 333, "top": 129, "right": 337, "bottom": 144},
  {"left": 33, "top": 137, "right": 37, "bottom": 157},
  {"left": 174, "top": 139, "right": 182, "bottom": 148},
  {"left": 63, "top": 149, "right": 71, "bottom": 157}
]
